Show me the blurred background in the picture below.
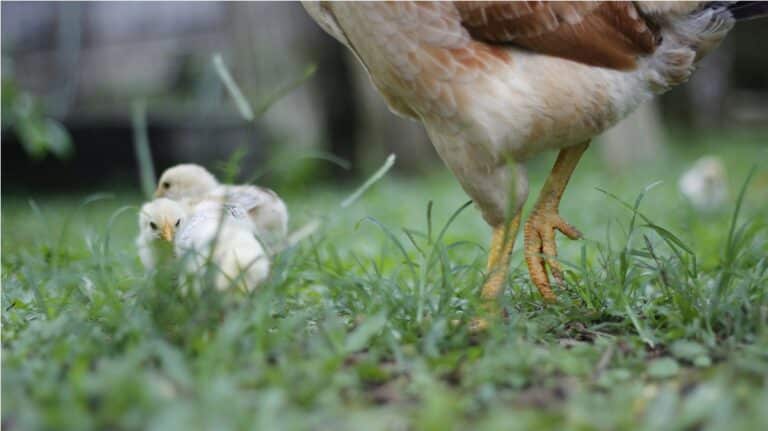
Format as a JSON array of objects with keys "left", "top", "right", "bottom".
[{"left": 2, "top": 1, "right": 767, "bottom": 195}]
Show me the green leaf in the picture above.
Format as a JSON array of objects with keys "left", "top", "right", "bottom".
[
  {"left": 648, "top": 358, "right": 680, "bottom": 379},
  {"left": 344, "top": 311, "right": 388, "bottom": 353},
  {"left": 42, "top": 119, "right": 73, "bottom": 159},
  {"left": 670, "top": 340, "right": 707, "bottom": 361}
]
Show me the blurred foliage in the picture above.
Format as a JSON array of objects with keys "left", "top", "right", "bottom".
[
  {"left": 2, "top": 62, "right": 73, "bottom": 160},
  {"left": 213, "top": 53, "right": 316, "bottom": 124},
  {"left": 214, "top": 146, "right": 250, "bottom": 184},
  {"left": 210, "top": 53, "right": 338, "bottom": 189},
  {"left": 131, "top": 100, "right": 156, "bottom": 200}
]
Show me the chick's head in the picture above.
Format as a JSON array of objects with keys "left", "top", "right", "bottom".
[
  {"left": 155, "top": 164, "right": 219, "bottom": 200},
  {"left": 139, "top": 198, "right": 187, "bottom": 242}
]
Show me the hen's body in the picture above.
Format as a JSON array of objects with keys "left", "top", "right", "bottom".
[{"left": 304, "top": 1, "right": 764, "bottom": 307}]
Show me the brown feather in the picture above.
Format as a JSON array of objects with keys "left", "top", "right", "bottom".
[{"left": 456, "top": 1, "right": 660, "bottom": 70}]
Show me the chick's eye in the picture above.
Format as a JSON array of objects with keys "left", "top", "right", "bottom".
[
  {"left": 175, "top": 219, "right": 180, "bottom": 227},
  {"left": 163, "top": 182, "right": 171, "bottom": 189},
  {"left": 149, "top": 222, "right": 157, "bottom": 230}
]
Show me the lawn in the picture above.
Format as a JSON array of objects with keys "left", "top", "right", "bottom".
[{"left": 2, "top": 131, "right": 767, "bottom": 430}]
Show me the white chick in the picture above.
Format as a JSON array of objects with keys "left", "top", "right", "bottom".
[
  {"left": 155, "top": 164, "right": 289, "bottom": 245},
  {"left": 678, "top": 156, "right": 729, "bottom": 213},
  {"left": 136, "top": 198, "right": 187, "bottom": 270},
  {"left": 174, "top": 201, "right": 270, "bottom": 292}
]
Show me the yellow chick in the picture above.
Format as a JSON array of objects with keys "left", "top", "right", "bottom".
[{"left": 136, "top": 198, "right": 187, "bottom": 270}]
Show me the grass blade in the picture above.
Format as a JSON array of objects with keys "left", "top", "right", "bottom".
[
  {"left": 341, "top": 154, "right": 396, "bottom": 208},
  {"left": 131, "top": 100, "right": 156, "bottom": 199},
  {"left": 712, "top": 164, "right": 758, "bottom": 313},
  {"left": 254, "top": 63, "right": 317, "bottom": 118},
  {"left": 212, "top": 53, "right": 255, "bottom": 121}
]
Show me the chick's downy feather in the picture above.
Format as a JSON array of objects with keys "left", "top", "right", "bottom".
[
  {"left": 174, "top": 201, "right": 270, "bottom": 292},
  {"left": 208, "top": 184, "right": 289, "bottom": 244}
]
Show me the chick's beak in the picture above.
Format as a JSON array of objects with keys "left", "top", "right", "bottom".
[
  {"left": 154, "top": 187, "right": 163, "bottom": 198},
  {"left": 160, "top": 224, "right": 174, "bottom": 242}
]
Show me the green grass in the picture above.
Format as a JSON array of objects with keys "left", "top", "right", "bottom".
[{"left": 3, "top": 131, "right": 768, "bottom": 430}]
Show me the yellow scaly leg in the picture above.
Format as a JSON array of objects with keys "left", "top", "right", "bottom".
[
  {"left": 481, "top": 213, "right": 522, "bottom": 302},
  {"left": 524, "top": 141, "right": 589, "bottom": 301},
  {"left": 470, "top": 212, "right": 522, "bottom": 331}
]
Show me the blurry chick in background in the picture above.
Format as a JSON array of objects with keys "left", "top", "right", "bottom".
[
  {"left": 155, "top": 164, "right": 289, "bottom": 248},
  {"left": 137, "top": 198, "right": 187, "bottom": 270},
  {"left": 679, "top": 156, "right": 729, "bottom": 213},
  {"left": 175, "top": 201, "right": 270, "bottom": 293}
]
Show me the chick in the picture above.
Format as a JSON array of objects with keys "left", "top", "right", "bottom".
[
  {"left": 155, "top": 164, "right": 219, "bottom": 203},
  {"left": 678, "top": 156, "right": 729, "bottom": 213},
  {"left": 174, "top": 201, "right": 270, "bottom": 292},
  {"left": 136, "top": 198, "right": 187, "bottom": 270},
  {"left": 155, "top": 164, "right": 288, "bottom": 245}
]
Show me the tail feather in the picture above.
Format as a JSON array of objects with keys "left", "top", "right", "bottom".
[{"left": 726, "top": 1, "right": 768, "bottom": 21}]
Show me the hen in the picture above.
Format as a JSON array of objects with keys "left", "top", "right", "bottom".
[{"left": 303, "top": 1, "right": 766, "bottom": 308}]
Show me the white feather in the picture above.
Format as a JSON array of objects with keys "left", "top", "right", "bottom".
[{"left": 174, "top": 201, "right": 270, "bottom": 292}]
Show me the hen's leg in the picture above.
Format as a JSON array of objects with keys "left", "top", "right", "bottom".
[
  {"left": 481, "top": 213, "right": 523, "bottom": 303},
  {"left": 524, "top": 141, "right": 589, "bottom": 301},
  {"left": 466, "top": 214, "right": 523, "bottom": 331},
  {"left": 424, "top": 128, "right": 529, "bottom": 326}
]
